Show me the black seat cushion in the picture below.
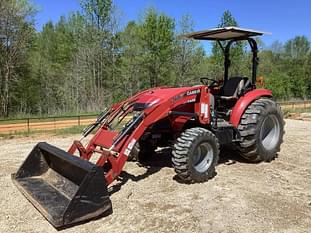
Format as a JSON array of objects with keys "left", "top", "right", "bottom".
[{"left": 221, "top": 76, "right": 244, "bottom": 97}]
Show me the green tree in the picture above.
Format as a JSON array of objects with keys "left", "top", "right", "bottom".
[
  {"left": 119, "top": 21, "right": 145, "bottom": 99},
  {"left": 173, "top": 14, "right": 206, "bottom": 86},
  {"left": 80, "top": 0, "right": 112, "bottom": 30},
  {"left": 284, "top": 36, "right": 310, "bottom": 98},
  {"left": 0, "top": 0, "right": 36, "bottom": 116},
  {"left": 260, "top": 37, "right": 311, "bottom": 100},
  {"left": 66, "top": 0, "right": 120, "bottom": 110},
  {"left": 29, "top": 18, "right": 77, "bottom": 115},
  {"left": 139, "top": 8, "right": 175, "bottom": 87},
  {"left": 284, "top": 36, "right": 310, "bottom": 59},
  {"left": 211, "top": 10, "right": 245, "bottom": 79}
]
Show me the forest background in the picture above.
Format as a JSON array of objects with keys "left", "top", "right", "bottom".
[{"left": 1, "top": 0, "right": 310, "bottom": 117}]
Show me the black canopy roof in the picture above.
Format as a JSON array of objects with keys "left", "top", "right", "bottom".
[{"left": 182, "top": 27, "right": 270, "bottom": 41}]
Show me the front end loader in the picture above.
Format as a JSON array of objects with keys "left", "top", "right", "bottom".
[{"left": 12, "top": 27, "right": 284, "bottom": 229}]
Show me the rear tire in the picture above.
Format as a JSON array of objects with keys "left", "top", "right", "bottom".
[
  {"left": 172, "top": 127, "right": 219, "bottom": 183},
  {"left": 237, "top": 98, "right": 285, "bottom": 162}
]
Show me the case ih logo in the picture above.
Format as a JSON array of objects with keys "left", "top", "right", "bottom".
[
  {"left": 186, "top": 89, "right": 200, "bottom": 96},
  {"left": 172, "top": 89, "right": 200, "bottom": 103}
]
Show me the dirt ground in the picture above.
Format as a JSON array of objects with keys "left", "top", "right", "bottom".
[{"left": 0, "top": 119, "right": 310, "bottom": 233}]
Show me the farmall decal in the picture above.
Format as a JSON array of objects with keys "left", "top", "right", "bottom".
[{"left": 172, "top": 93, "right": 185, "bottom": 102}]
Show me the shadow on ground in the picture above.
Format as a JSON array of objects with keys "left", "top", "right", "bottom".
[
  {"left": 109, "top": 148, "right": 172, "bottom": 195},
  {"left": 218, "top": 146, "right": 251, "bottom": 165},
  {"left": 109, "top": 146, "right": 251, "bottom": 194}
]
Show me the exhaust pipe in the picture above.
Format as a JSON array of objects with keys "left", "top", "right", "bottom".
[{"left": 12, "top": 142, "right": 112, "bottom": 228}]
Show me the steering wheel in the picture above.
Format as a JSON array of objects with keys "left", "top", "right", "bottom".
[{"left": 200, "top": 77, "right": 219, "bottom": 87}]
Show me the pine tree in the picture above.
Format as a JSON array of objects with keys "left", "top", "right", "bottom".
[{"left": 211, "top": 10, "right": 245, "bottom": 79}]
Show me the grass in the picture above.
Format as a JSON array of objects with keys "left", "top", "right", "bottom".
[
  {"left": 0, "top": 118, "right": 28, "bottom": 125},
  {"left": 283, "top": 107, "right": 311, "bottom": 118},
  {"left": 54, "top": 125, "right": 86, "bottom": 136},
  {"left": 0, "top": 111, "right": 99, "bottom": 120},
  {"left": 0, "top": 113, "right": 97, "bottom": 125},
  {"left": 0, "top": 130, "right": 32, "bottom": 139},
  {"left": 286, "top": 107, "right": 311, "bottom": 113},
  {"left": 0, "top": 125, "right": 86, "bottom": 139},
  {"left": 0, "top": 116, "right": 96, "bottom": 126}
]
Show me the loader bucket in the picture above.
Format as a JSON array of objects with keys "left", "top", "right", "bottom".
[{"left": 12, "top": 142, "right": 112, "bottom": 229}]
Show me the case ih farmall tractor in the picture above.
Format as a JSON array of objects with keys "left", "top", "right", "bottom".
[{"left": 12, "top": 27, "right": 284, "bottom": 228}]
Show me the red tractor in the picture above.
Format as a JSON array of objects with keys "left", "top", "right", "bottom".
[{"left": 12, "top": 27, "right": 284, "bottom": 228}]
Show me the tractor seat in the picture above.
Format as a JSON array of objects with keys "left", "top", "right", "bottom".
[{"left": 219, "top": 76, "right": 249, "bottom": 100}]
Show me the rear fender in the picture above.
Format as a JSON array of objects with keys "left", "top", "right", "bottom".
[{"left": 230, "top": 89, "right": 272, "bottom": 127}]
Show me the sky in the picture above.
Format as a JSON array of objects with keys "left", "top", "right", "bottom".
[{"left": 32, "top": 0, "right": 311, "bottom": 48}]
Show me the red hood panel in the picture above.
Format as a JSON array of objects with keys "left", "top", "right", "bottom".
[{"left": 135, "top": 86, "right": 202, "bottom": 105}]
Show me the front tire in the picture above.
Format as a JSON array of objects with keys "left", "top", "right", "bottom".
[
  {"left": 237, "top": 98, "right": 285, "bottom": 162},
  {"left": 127, "top": 141, "right": 156, "bottom": 162},
  {"left": 172, "top": 127, "right": 219, "bottom": 183}
]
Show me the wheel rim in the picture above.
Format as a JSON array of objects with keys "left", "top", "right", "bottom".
[
  {"left": 193, "top": 142, "right": 214, "bottom": 173},
  {"left": 260, "top": 114, "right": 280, "bottom": 151}
]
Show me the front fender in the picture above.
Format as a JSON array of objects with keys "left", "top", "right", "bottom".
[{"left": 230, "top": 89, "right": 272, "bottom": 127}]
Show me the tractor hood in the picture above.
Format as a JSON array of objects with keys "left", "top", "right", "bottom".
[{"left": 134, "top": 86, "right": 203, "bottom": 109}]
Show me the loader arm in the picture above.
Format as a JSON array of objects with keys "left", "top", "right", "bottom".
[{"left": 68, "top": 85, "right": 210, "bottom": 184}]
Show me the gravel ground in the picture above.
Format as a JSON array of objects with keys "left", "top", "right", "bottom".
[{"left": 0, "top": 119, "right": 310, "bottom": 233}]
